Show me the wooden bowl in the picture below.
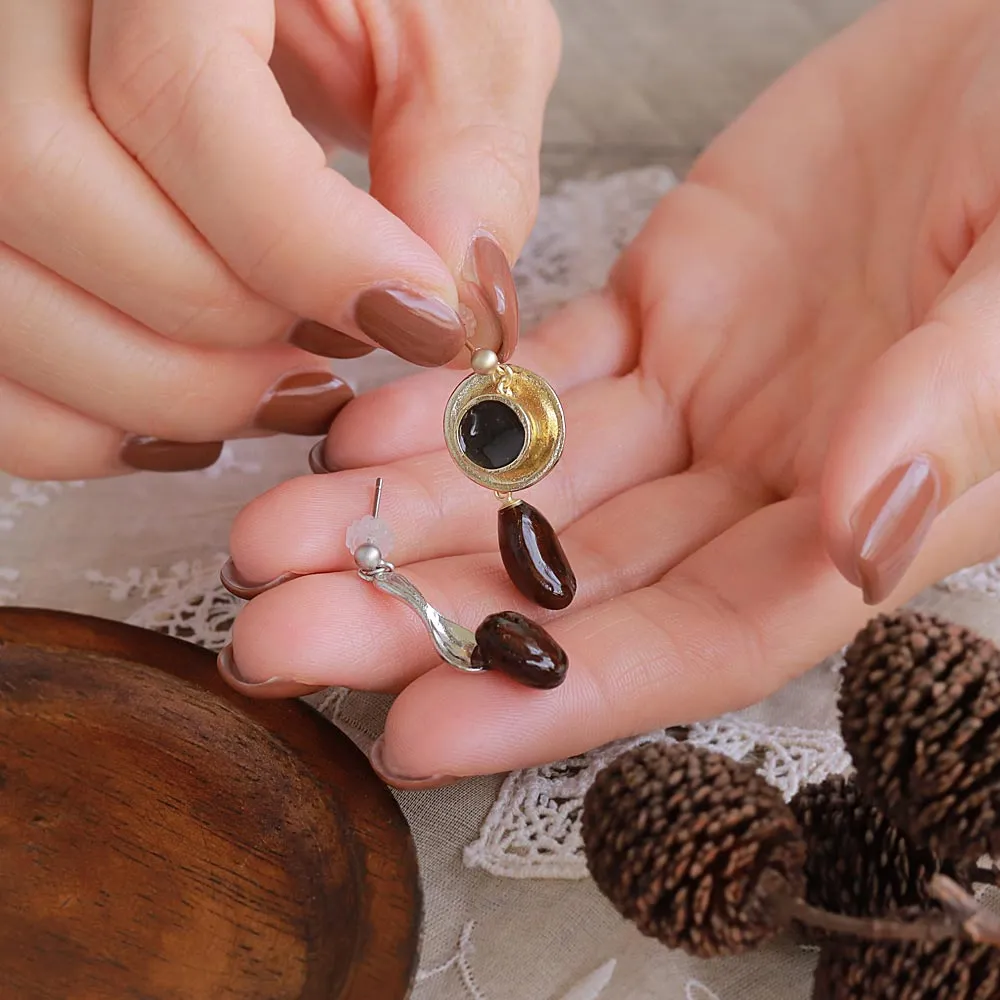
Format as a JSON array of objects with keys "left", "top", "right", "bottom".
[{"left": 0, "top": 608, "right": 421, "bottom": 1000}]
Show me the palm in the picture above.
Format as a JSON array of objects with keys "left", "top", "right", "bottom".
[{"left": 231, "top": 0, "right": 1000, "bottom": 777}]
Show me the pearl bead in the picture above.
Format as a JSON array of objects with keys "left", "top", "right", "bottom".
[
  {"left": 470, "top": 348, "right": 499, "bottom": 374},
  {"left": 354, "top": 543, "right": 383, "bottom": 572}
]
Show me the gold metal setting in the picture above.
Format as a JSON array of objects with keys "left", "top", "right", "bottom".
[{"left": 443, "top": 364, "right": 565, "bottom": 493}]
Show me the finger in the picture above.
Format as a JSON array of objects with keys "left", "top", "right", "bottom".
[
  {"left": 89, "top": 0, "right": 465, "bottom": 367},
  {"left": 0, "top": 245, "right": 352, "bottom": 441},
  {"left": 227, "top": 371, "right": 684, "bottom": 588},
  {"left": 376, "top": 500, "right": 863, "bottom": 781},
  {"left": 0, "top": 378, "right": 129, "bottom": 480},
  {"left": 227, "top": 466, "right": 760, "bottom": 691},
  {"left": 365, "top": 0, "right": 560, "bottom": 355},
  {"left": 318, "top": 290, "right": 638, "bottom": 471},
  {"left": 235, "top": 468, "right": 1000, "bottom": 774},
  {"left": 0, "top": 1, "right": 291, "bottom": 348},
  {"left": 377, "top": 473, "right": 1000, "bottom": 781},
  {"left": 0, "top": 378, "right": 229, "bottom": 479},
  {"left": 821, "top": 231, "right": 1000, "bottom": 604}
]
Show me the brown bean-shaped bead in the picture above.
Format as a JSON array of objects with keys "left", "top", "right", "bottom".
[
  {"left": 471, "top": 612, "right": 569, "bottom": 689},
  {"left": 498, "top": 501, "right": 576, "bottom": 610}
]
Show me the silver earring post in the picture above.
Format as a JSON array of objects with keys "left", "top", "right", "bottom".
[{"left": 348, "top": 479, "right": 482, "bottom": 672}]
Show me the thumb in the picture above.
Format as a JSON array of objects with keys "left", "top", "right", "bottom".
[
  {"left": 821, "top": 269, "right": 1000, "bottom": 605},
  {"left": 365, "top": 0, "right": 561, "bottom": 359}
]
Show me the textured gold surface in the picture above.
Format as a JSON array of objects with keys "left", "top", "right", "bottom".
[{"left": 444, "top": 366, "right": 565, "bottom": 493}]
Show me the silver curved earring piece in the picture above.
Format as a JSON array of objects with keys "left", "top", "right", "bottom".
[
  {"left": 349, "top": 478, "right": 570, "bottom": 690},
  {"left": 349, "top": 479, "right": 484, "bottom": 673}
]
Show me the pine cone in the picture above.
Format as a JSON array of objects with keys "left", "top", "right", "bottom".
[
  {"left": 581, "top": 741, "right": 807, "bottom": 959},
  {"left": 792, "top": 775, "right": 956, "bottom": 920},
  {"left": 839, "top": 611, "right": 1000, "bottom": 863},
  {"left": 812, "top": 915, "right": 1000, "bottom": 1000}
]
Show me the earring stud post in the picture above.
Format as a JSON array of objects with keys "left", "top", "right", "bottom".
[{"left": 372, "top": 477, "right": 383, "bottom": 518}]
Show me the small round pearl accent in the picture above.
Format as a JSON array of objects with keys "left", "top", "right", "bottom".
[
  {"left": 470, "top": 348, "right": 499, "bottom": 374},
  {"left": 353, "top": 543, "right": 383, "bottom": 572}
]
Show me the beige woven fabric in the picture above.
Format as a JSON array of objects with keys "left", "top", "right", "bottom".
[{"left": 4, "top": 169, "right": 998, "bottom": 1000}]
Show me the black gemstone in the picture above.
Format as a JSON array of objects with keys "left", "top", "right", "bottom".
[{"left": 459, "top": 400, "right": 525, "bottom": 470}]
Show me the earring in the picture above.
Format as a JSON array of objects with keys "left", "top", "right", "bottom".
[
  {"left": 442, "top": 345, "right": 577, "bottom": 610},
  {"left": 347, "top": 479, "right": 568, "bottom": 690}
]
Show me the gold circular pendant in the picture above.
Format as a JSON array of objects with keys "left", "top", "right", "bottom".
[{"left": 443, "top": 365, "right": 565, "bottom": 493}]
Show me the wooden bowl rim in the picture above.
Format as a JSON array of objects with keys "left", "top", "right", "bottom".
[{"left": 0, "top": 606, "right": 422, "bottom": 1000}]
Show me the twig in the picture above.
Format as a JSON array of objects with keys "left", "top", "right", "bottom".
[
  {"left": 781, "top": 898, "right": 957, "bottom": 943},
  {"left": 775, "top": 875, "right": 1000, "bottom": 946},
  {"left": 929, "top": 875, "right": 1000, "bottom": 945}
]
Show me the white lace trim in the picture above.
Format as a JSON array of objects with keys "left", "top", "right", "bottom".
[
  {"left": 416, "top": 922, "right": 488, "bottom": 1000},
  {"left": 464, "top": 718, "right": 851, "bottom": 880},
  {"left": 937, "top": 554, "right": 1000, "bottom": 597},
  {"left": 83, "top": 555, "right": 241, "bottom": 650},
  {"left": 0, "top": 479, "right": 83, "bottom": 532}
]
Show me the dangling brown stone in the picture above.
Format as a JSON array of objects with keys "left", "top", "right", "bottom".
[
  {"left": 471, "top": 611, "right": 568, "bottom": 689},
  {"left": 498, "top": 501, "right": 576, "bottom": 610}
]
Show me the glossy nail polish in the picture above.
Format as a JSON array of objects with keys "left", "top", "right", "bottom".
[
  {"left": 368, "top": 736, "right": 457, "bottom": 790},
  {"left": 254, "top": 371, "right": 353, "bottom": 436},
  {"left": 308, "top": 440, "right": 336, "bottom": 474},
  {"left": 850, "top": 456, "right": 941, "bottom": 605},
  {"left": 121, "top": 436, "right": 224, "bottom": 472},
  {"left": 354, "top": 286, "right": 465, "bottom": 367},
  {"left": 462, "top": 234, "right": 519, "bottom": 361},
  {"left": 288, "top": 320, "right": 376, "bottom": 359},
  {"left": 217, "top": 643, "right": 325, "bottom": 698},
  {"left": 219, "top": 558, "right": 300, "bottom": 600}
]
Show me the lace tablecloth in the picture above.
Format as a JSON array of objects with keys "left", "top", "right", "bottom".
[{"left": 5, "top": 168, "right": 1000, "bottom": 1000}]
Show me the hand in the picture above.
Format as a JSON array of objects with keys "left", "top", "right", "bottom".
[
  {"left": 221, "top": 0, "right": 1000, "bottom": 784},
  {"left": 0, "top": 0, "right": 558, "bottom": 479}
]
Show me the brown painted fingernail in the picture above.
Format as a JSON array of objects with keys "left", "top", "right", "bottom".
[
  {"left": 219, "top": 558, "right": 301, "bottom": 600},
  {"left": 217, "top": 643, "right": 325, "bottom": 698},
  {"left": 254, "top": 371, "right": 353, "bottom": 436},
  {"left": 850, "top": 456, "right": 941, "bottom": 605},
  {"left": 121, "top": 436, "right": 224, "bottom": 472},
  {"left": 369, "top": 736, "right": 457, "bottom": 790},
  {"left": 464, "top": 234, "right": 519, "bottom": 362},
  {"left": 354, "top": 286, "right": 464, "bottom": 367},
  {"left": 289, "top": 320, "right": 376, "bottom": 359},
  {"left": 308, "top": 440, "right": 337, "bottom": 474}
]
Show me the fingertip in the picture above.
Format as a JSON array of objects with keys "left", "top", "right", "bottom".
[
  {"left": 457, "top": 232, "right": 519, "bottom": 359},
  {"left": 369, "top": 736, "right": 459, "bottom": 790},
  {"left": 218, "top": 642, "right": 325, "bottom": 699}
]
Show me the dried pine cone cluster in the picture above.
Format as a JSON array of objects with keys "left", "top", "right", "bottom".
[
  {"left": 582, "top": 741, "right": 805, "bottom": 957},
  {"left": 813, "top": 919, "right": 1000, "bottom": 1000},
  {"left": 581, "top": 611, "right": 1000, "bottom": 999},
  {"left": 790, "top": 773, "right": 956, "bottom": 922},
  {"left": 839, "top": 611, "right": 1000, "bottom": 862}
]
